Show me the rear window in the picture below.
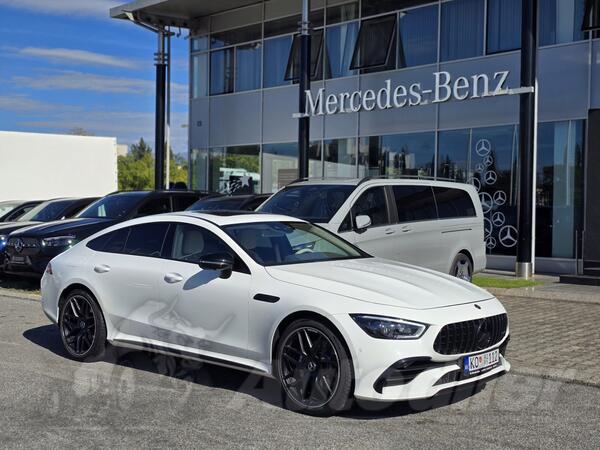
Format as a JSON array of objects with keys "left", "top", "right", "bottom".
[
  {"left": 259, "top": 185, "right": 354, "bottom": 223},
  {"left": 393, "top": 186, "right": 437, "bottom": 223},
  {"left": 433, "top": 187, "right": 476, "bottom": 219}
]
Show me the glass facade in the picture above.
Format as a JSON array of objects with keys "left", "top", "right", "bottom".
[{"left": 188, "top": 0, "right": 592, "bottom": 269}]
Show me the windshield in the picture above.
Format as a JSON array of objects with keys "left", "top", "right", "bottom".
[
  {"left": 188, "top": 197, "right": 245, "bottom": 211},
  {"left": 18, "top": 200, "right": 74, "bottom": 222},
  {"left": 0, "top": 202, "right": 19, "bottom": 216},
  {"left": 224, "top": 221, "right": 368, "bottom": 266},
  {"left": 259, "top": 185, "right": 354, "bottom": 223},
  {"left": 78, "top": 193, "right": 146, "bottom": 219}
]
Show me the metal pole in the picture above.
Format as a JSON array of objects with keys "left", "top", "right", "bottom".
[
  {"left": 165, "top": 28, "right": 171, "bottom": 189},
  {"left": 515, "top": 0, "right": 538, "bottom": 279},
  {"left": 154, "top": 28, "right": 167, "bottom": 191},
  {"left": 298, "top": 0, "right": 311, "bottom": 179}
]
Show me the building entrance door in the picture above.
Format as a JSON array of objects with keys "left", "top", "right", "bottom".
[{"left": 583, "top": 110, "right": 600, "bottom": 273}]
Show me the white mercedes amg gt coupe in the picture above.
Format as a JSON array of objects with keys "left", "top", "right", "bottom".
[{"left": 41, "top": 212, "right": 510, "bottom": 416}]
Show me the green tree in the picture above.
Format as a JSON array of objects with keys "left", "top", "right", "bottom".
[
  {"left": 118, "top": 140, "right": 190, "bottom": 191},
  {"left": 130, "top": 137, "right": 152, "bottom": 161},
  {"left": 118, "top": 153, "right": 153, "bottom": 190}
]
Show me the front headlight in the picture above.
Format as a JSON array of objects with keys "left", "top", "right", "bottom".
[
  {"left": 0, "top": 235, "right": 6, "bottom": 250},
  {"left": 350, "top": 314, "right": 428, "bottom": 340},
  {"left": 41, "top": 236, "right": 76, "bottom": 247}
]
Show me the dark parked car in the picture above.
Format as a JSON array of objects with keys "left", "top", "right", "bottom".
[
  {"left": 0, "top": 197, "right": 97, "bottom": 273},
  {"left": 0, "top": 200, "right": 42, "bottom": 222},
  {"left": 186, "top": 193, "right": 271, "bottom": 212},
  {"left": 3, "top": 190, "right": 211, "bottom": 278}
]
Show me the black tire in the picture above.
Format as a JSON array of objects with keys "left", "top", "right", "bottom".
[
  {"left": 275, "top": 318, "right": 353, "bottom": 416},
  {"left": 451, "top": 252, "right": 473, "bottom": 282},
  {"left": 58, "top": 289, "right": 107, "bottom": 362}
]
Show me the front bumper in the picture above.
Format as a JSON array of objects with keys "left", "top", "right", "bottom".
[{"left": 333, "top": 299, "right": 510, "bottom": 401}]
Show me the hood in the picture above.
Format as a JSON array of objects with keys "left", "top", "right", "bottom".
[
  {"left": 266, "top": 258, "right": 494, "bottom": 310},
  {"left": 0, "top": 221, "right": 41, "bottom": 236},
  {"left": 9, "top": 217, "right": 117, "bottom": 239}
]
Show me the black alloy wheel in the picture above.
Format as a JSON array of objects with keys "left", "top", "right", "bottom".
[
  {"left": 276, "top": 319, "right": 353, "bottom": 416},
  {"left": 59, "top": 289, "right": 107, "bottom": 361}
]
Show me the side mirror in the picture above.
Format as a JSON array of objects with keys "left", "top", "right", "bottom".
[
  {"left": 355, "top": 215, "right": 372, "bottom": 232},
  {"left": 198, "top": 253, "right": 234, "bottom": 279}
]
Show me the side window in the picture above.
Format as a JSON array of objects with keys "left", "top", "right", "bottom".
[
  {"left": 136, "top": 197, "right": 171, "bottom": 217},
  {"left": 393, "top": 186, "right": 438, "bottom": 223},
  {"left": 352, "top": 186, "right": 390, "bottom": 227},
  {"left": 173, "top": 195, "right": 199, "bottom": 211},
  {"left": 87, "top": 227, "right": 130, "bottom": 253},
  {"left": 123, "top": 223, "right": 170, "bottom": 257},
  {"left": 434, "top": 187, "right": 476, "bottom": 219},
  {"left": 166, "top": 223, "right": 249, "bottom": 273}
]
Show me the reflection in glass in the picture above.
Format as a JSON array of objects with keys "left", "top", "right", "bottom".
[
  {"left": 440, "top": 0, "right": 484, "bottom": 61},
  {"left": 325, "top": 21, "right": 359, "bottom": 79},
  {"left": 398, "top": 5, "right": 438, "bottom": 68},
  {"left": 324, "top": 138, "right": 357, "bottom": 178},
  {"left": 264, "top": 36, "right": 293, "bottom": 88},
  {"left": 438, "top": 129, "right": 471, "bottom": 182},
  {"left": 210, "top": 24, "right": 262, "bottom": 49},
  {"left": 192, "top": 54, "right": 208, "bottom": 98},
  {"left": 539, "top": 0, "right": 587, "bottom": 46},
  {"left": 190, "top": 148, "right": 209, "bottom": 191},
  {"left": 236, "top": 42, "right": 262, "bottom": 92},
  {"left": 359, "top": 132, "right": 435, "bottom": 178},
  {"left": 209, "top": 146, "right": 261, "bottom": 194},
  {"left": 536, "top": 121, "right": 585, "bottom": 258},
  {"left": 210, "top": 48, "right": 234, "bottom": 95},
  {"left": 262, "top": 143, "right": 299, "bottom": 193},
  {"left": 326, "top": 1, "right": 359, "bottom": 24},
  {"left": 487, "top": 0, "right": 522, "bottom": 53}
]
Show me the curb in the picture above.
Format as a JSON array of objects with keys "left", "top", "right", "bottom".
[{"left": 487, "top": 287, "right": 600, "bottom": 306}]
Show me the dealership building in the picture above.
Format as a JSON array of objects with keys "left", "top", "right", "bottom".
[{"left": 112, "top": 0, "right": 600, "bottom": 274}]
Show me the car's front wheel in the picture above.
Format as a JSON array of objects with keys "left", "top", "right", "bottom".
[
  {"left": 275, "top": 318, "right": 353, "bottom": 416},
  {"left": 451, "top": 252, "right": 473, "bottom": 282},
  {"left": 59, "top": 289, "right": 107, "bottom": 362}
]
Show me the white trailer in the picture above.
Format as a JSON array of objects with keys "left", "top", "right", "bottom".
[{"left": 0, "top": 131, "right": 118, "bottom": 202}]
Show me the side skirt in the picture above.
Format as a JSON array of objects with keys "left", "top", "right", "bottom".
[{"left": 111, "top": 339, "right": 272, "bottom": 378}]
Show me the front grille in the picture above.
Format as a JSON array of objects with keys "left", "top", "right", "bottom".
[
  {"left": 433, "top": 313, "right": 508, "bottom": 355},
  {"left": 7, "top": 237, "right": 39, "bottom": 248}
]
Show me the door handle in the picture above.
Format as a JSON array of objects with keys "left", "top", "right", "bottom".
[
  {"left": 164, "top": 273, "right": 184, "bottom": 284},
  {"left": 385, "top": 228, "right": 396, "bottom": 235},
  {"left": 94, "top": 264, "right": 111, "bottom": 274},
  {"left": 400, "top": 225, "right": 412, "bottom": 233}
]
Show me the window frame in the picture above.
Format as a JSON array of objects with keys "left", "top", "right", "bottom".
[{"left": 349, "top": 14, "right": 398, "bottom": 70}]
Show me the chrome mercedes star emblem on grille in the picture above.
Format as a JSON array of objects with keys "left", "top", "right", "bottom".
[{"left": 14, "top": 239, "right": 24, "bottom": 253}]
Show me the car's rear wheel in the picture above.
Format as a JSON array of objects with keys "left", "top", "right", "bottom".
[
  {"left": 275, "top": 319, "right": 353, "bottom": 416},
  {"left": 452, "top": 252, "right": 473, "bottom": 282},
  {"left": 59, "top": 289, "right": 107, "bottom": 361}
]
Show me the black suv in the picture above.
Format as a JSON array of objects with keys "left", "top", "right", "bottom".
[
  {"left": 186, "top": 193, "right": 270, "bottom": 212},
  {"left": 0, "top": 197, "right": 97, "bottom": 272},
  {"left": 3, "top": 190, "right": 211, "bottom": 278},
  {"left": 0, "top": 200, "right": 42, "bottom": 222}
]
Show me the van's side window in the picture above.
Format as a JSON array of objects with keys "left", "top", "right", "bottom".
[
  {"left": 434, "top": 187, "right": 476, "bottom": 218},
  {"left": 352, "top": 187, "right": 390, "bottom": 228},
  {"left": 393, "top": 186, "right": 437, "bottom": 223}
]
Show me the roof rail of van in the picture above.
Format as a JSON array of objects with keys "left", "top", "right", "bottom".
[{"left": 357, "top": 174, "right": 458, "bottom": 185}]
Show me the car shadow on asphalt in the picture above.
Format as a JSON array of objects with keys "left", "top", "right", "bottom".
[{"left": 23, "top": 324, "right": 494, "bottom": 419}]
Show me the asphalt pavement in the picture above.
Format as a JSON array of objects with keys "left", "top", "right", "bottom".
[{"left": 1, "top": 294, "right": 599, "bottom": 449}]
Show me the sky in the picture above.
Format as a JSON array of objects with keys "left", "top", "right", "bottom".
[{"left": 0, "top": 0, "right": 190, "bottom": 155}]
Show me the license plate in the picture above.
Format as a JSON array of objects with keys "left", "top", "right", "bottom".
[
  {"left": 463, "top": 348, "right": 500, "bottom": 376},
  {"left": 10, "top": 255, "right": 26, "bottom": 264}
]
